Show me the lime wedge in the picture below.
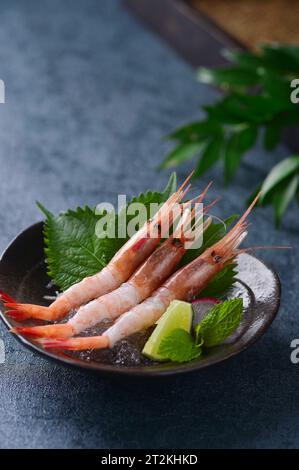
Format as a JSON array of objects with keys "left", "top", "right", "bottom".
[{"left": 142, "top": 300, "right": 193, "bottom": 361}]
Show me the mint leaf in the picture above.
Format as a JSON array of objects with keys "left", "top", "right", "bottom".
[
  {"left": 157, "top": 299, "right": 243, "bottom": 363},
  {"left": 195, "top": 298, "right": 243, "bottom": 347},
  {"left": 38, "top": 174, "right": 177, "bottom": 291},
  {"left": 158, "top": 328, "right": 203, "bottom": 363}
]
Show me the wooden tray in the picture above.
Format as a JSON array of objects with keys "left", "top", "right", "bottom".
[{"left": 122, "top": 0, "right": 241, "bottom": 67}]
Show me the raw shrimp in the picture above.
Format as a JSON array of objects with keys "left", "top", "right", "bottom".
[
  {"left": 37, "top": 194, "right": 259, "bottom": 351},
  {"left": 1, "top": 173, "right": 194, "bottom": 322},
  {"left": 12, "top": 196, "right": 214, "bottom": 338}
]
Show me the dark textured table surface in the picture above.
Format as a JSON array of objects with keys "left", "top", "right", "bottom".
[{"left": 0, "top": 0, "right": 298, "bottom": 449}]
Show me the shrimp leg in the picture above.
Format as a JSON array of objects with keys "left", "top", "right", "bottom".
[
  {"left": 37, "top": 194, "right": 260, "bottom": 351},
  {"left": 2, "top": 173, "right": 194, "bottom": 322},
  {"left": 12, "top": 196, "right": 213, "bottom": 338}
]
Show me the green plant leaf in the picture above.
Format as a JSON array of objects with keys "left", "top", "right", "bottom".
[
  {"left": 261, "top": 71, "right": 294, "bottom": 110},
  {"left": 160, "top": 142, "right": 203, "bottom": 169},
  {"left": 193, "top": 134, "right": 224, "bottom": 178},
  {"left": 264, "top": 123, "right": 281, "bottom": 151},
  {"left": 262, "top": 45, "right": 299, "bottom": 74},
  {"left": 197, "top": 66, "right": 259, "bottom": 89},
  {"left": 195, "top": 298, "right": 243, "bottom": 347},
  {"left": 36, "top": 201, "right": 54, "bottom": 219},
  {"left": 206, "top": 94, "right": 269, "bottom": 125},
  {"left": 226, "top": 44, "right": 299, "bottom": 75},
  {"left": 238, "top": 125, "right": 258, "bottom": 151},
  {"left": 160, "top": 45, "right": 299, "bottom": 226},
  {"left": 166, "top": 120, "right": 219, "bottom": 143},
  {"left": 234, "top": 94, "right": 282, "bottom": 117},
  {"left": 278, "top": 108, "right": 299, "bottom": 126},
  {"left": 161, "top": 172, "right": 177, "bottom": 200},
  {"left": 246, "top": 185, "right": 262, "bottom": 207},
  {"left": 273, "top": 173, "right": 299, "bottom": 228},
  {"left": 158, "top": 328, "right": 203, "bottom": 363},
  {"left": 260, "top": 156, "right": 299, "bottom": 203},
  {"left": 224, "top": 133, "right": 243, "bottom": 183},
  {"left": 222, "top": 48, "right": 266, "bottom": 70},
  {"left": 205, "top": 96, "right": 251, "bottom": 125},
  {"left": 249, "top": 156, "right": 299, "bottom": 224}
]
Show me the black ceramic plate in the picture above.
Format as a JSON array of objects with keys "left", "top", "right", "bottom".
[{"left": 0, "top": 222, "right": 281, "bottom": 377}]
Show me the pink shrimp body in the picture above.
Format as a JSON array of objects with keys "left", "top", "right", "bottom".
[
  {"left": 91, "top": 243, "right": 227, "bottom": 348},
  {"left": 13, "top": 203, "right": 212, "bottom": 338},
  {"left": 14, "top": 236, "right": 186, "bottom": 338},
  {"left": 3, "top": 173, "right": 194, "bottom": 322},
  {"left": 37, "top": 194, "right": 259, "bottom": 351}
]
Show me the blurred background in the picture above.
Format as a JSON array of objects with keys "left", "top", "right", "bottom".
[
  {"left": 125, "top": 0, "right": 299, "bottom": 62},
  {"left": 0, "top": 0, "right": 298, "bottom": 450},
  {"left": 125, "top": 0, "right": 299, "bottom": 228}
]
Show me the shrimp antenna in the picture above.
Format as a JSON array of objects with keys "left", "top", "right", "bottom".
[
  {"left": 219, "top": 192, "right": 261, "bottom": 254},
  {"left": 190, "top": 183, "right": 214, "bottom": 219},
  {"left": 197, "top": 181, "right": 213, "bottom": 204},
  {"left": 203, "top": 197, "right": 221, "bottom": 215},
  {"left": 187, "top": 181, "right": 213, "bottom": 206},
  {"left": 165, "top": 172, "right": 194, "bottom": 210},
  {"left": 175, "top": 182, "right": 214, "bottom": 236},
  {"left": 178, "top": 195, "right": 217, "bottom": 241},
  {"left": 238, "top": 245, "right": 292, "bottom": 254},
  {"left": 190, "top": 197, "right": 220, "bottom": 231},
  {"left": 184, "top": 216, "right": 212, "bottom": 244},
  {"left": 177, "top": 171, "right": 194, "bottom": 195},
  {"left": 180, "top": 183, "right": 192, "bottom": 202},
  {"left": 236, "top": 191, "right": 261, "bottom": 228}
]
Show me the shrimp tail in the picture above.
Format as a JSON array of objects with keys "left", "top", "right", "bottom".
[
  {"left": 5, "top": 309, "right": 31, "bottom": 321},
  {"left": 2, "top": 296, "right": 71, "bottom": 322},
  {"left": 0, "top": 292, "right": 32, "bottom": 320},
  {"left": 37, "top": 335, "right": 109, "bottom": 351},
  {"left": 0, "top": 290, "right": 17, "bottom": 304},
  {"left": 11, "top": 323, "right": 74, "bottom": 338},
  {"left": 3, "top": 303, "right": 53, "bottom": 321}
]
